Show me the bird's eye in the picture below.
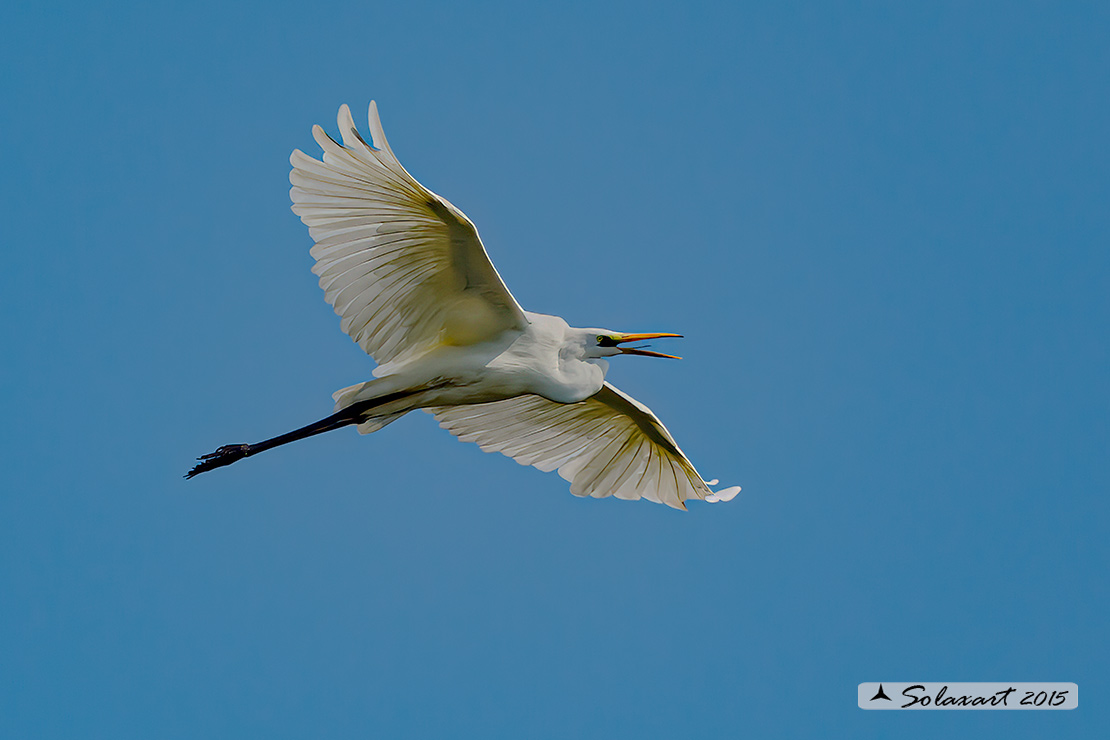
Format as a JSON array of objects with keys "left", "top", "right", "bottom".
[{"left": 596, "top": 335, "right": 605, "bottom": 343}]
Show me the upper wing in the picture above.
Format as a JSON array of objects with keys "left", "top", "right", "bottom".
[
  {"left": 290, "top": 102, "right": 528, "bottom": 371},
  {"left": 427, "top": 382, "right": 741, "bottom": 510}
]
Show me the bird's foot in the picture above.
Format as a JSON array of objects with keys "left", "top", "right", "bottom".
[{"left": 184, "top": 444, "right": 252, "bottom": 479}]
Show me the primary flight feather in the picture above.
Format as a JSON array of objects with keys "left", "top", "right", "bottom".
[{"left": 187, "top": 102, "right": 740, "bottom": 510}]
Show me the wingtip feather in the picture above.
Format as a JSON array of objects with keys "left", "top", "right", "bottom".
[
  {"left": 336, "top": 103, "right": 370, "bottom": 151},
  {"left": 311, "top": 124, "right": 334, "bottom": 151},
  {"left": 705, "top": 485, "right": 742, "bottom": 503},
  {"left": 366, "top": 101, "right": 395, "bottom": 160}
]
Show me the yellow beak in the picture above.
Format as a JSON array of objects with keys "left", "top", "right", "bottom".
[{"left": 616, "top": 332, "right": 683, "bottom": 359}]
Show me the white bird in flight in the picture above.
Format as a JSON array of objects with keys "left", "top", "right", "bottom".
[{"left": 187, "top": 102, "right": 740, "bottom": 509}]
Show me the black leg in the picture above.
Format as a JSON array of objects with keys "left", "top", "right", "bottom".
[
  {"left": 185, "top": 390, "right": 415, "bottom": 479},
  {"left": 185, "top": 444, "right": 254, "bottom": 478}
]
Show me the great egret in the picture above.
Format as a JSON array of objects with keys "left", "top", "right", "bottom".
[{"left": 187, "top": 102, "right": 740, "bottom": 509}]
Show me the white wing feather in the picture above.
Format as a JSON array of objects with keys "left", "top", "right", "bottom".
[
  {"left": 290, "top": 102, "right": 528, "bottom": 371},
  {"left": 428, "top": 383, "right": 740, "bottom": 510}
]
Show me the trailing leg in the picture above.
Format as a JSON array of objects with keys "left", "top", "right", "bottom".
[{"left": 185, "top": 389, "right": 415, "bottom": 479}]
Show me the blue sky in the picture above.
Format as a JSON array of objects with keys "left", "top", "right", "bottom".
[{"left": 1, "top": 1, "right": 1106, "bottom": 737}]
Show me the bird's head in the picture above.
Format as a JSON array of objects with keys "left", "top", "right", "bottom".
[{"left": 578, "top": 329, "right": 683, "bottom": 360}]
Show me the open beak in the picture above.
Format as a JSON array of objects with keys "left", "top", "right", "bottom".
[{"left": 616, "top": 332, "right": 683, "bottom": 359}]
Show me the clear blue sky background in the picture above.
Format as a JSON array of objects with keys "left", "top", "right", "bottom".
[{"left": 1, "top": 1, "right": 1106, "bottom": 737}]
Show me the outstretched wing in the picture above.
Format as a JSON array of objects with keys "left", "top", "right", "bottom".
[
  {"left": 290, "top": 102, "right": 528, "bottom": 372},
  {"left": 428, "top": 383, "right": 740, "bottom": 510}
]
